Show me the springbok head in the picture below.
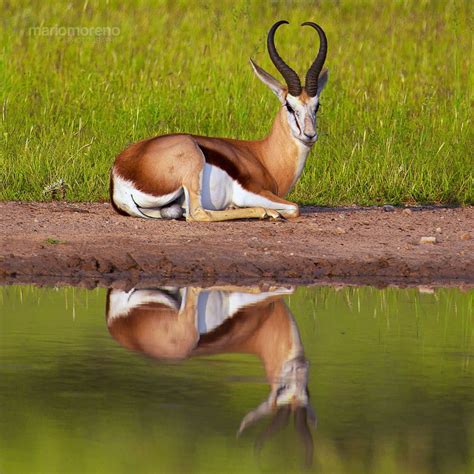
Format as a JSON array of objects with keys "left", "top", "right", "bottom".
[
  {"left": 251, "top": 20, "right": 329, "bottom": 147},
  {"left": 237, "top": 315, "right": 316, "bottom": 467}
]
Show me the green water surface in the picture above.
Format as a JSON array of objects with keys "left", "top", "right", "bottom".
[{"left": 0, "top": 285, "right": 473, "bottom": 474}]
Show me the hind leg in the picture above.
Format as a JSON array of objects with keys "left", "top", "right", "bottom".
[
  {"left": 131, "top": 203, "right": 184, "bottom": 219},
  {"left": 111, "top": 170, "right": 185, "bottom": 219},
  {"left": 136, "top": 198, "right": 185, "bottom": 219}
]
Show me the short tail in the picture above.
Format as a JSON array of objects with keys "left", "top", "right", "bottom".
[
  {"left": 131, "top": 194, "right": 184, "bottom": 219},
  {"left": 109, "top": 172, "right": 129, "bottom": 216}
]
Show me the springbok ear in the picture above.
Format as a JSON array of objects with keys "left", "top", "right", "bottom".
[
  {"left": 317, "top": 68, "right": 329, "bottom": 96},
  {"left": 250, "top": 59, "right": 286, "bottom": 103}
]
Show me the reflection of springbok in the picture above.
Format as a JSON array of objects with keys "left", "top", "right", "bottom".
[{"left": 106, "top": 286, "right": 316, "bottom": 464}]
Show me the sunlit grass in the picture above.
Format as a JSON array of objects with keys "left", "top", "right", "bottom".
[{"left": 0, "top": 0, "right": 472, "bottom": 204}]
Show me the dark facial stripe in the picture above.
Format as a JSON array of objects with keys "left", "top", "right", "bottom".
[
  {"left": 293, "top": 114, "right": 302, "bottom": 135},
  {"left": 285, "top": 103, "right": 303, "bottom": 135}
]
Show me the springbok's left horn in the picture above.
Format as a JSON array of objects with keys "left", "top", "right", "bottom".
[
  {"left": 267, "top": 20, "right": 303, "bottom": 97},
  {"left": 302, "top": 22, "right": 328, "bottom": 97}
]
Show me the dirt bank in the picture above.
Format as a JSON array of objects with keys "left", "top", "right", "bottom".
[{"left": 0, "top": 202, "right": 472, "bottom": 288}]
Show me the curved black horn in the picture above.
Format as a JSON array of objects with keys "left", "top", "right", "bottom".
[
  {"left": 295, "top": 407, "right": 314, "bottom": 468},
  {"left": 302, "top": 22, "right": 328, "bottom": 97},
  {"left": 255, "top": 406, "right": 291, "bottom": 453},
  {"left": 267, "top": 21, "right": 302, "bottom": 96}
]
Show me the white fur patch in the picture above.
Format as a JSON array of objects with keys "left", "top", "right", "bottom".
[
  {"left": 287, "top": 138, "right": 311, "bottom": 192},
  {"left": 232, "top": 182, "right": 296, "bottom": 210},
  {"left": 227, "top": 288, "right": 294, "bottom": 315},
  {"left": 199, "top": 164, "right": 297, "bottom": 212},
  {"left": 196, "top": 288, "right": 293, "bottom": 335},
  {"left": 200, "top": 164, "right": 233, "bottom": 210},
  {"left": 107, "top": 289, "right": 181, "bottom": 324},
  {"left": 112, "top": 171, "right": 182, "bottom": 218}
]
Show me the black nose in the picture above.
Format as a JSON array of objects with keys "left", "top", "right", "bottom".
[{"left": 304, "top": 133, "right": 316, "bottom": 140}]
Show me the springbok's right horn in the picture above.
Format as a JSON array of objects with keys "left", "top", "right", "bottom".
[{"left": 302, "top": 22, "right": 328, "bottom": 97}]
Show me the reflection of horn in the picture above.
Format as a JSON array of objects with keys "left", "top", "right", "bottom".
[
  {"left": 255, "top": 406, "right": 291, "bottom": 452},
  {"left": 306, "top": 403, "right": 317, "bottom": 427},
  {"left": 295, "top": 407, "right": 314, "bottom": 468},
  {"left": 237, "top": 401, "right": 272, "bottom": 437}
]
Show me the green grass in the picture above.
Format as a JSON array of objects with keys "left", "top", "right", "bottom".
[
  {"left": 0, "top": 0, "right": 472, "bottom": 205},
  {"left": 45, "top": 237, "right": 62, "bottom": 244}
]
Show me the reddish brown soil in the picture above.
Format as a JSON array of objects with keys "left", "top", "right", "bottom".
[{"left": 0, "top": 202, "right": 472, "bottom": 288}]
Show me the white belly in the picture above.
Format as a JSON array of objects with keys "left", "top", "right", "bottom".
[
  {"left": 196, "top": 288, "right": 294, "bottom": 335},
  {"left": 200, "top": 164, "right": 296, "bottom": 212},
  {"left": 200, "top": 164, "right": 234, "bottom": 210}
]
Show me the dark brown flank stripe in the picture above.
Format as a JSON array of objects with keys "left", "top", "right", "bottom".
[
  {"left": 196, "top": 144, "right": 244, "bottom": 184},
  {"left": 193, "top": 138, "right": 277, "bottom": 195},
  {"left": 193, "top": 301, "right": 274, "bottom": 353}
]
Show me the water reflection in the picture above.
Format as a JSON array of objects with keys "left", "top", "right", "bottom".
[
  {"left": 1, "top": 285, "right": 473, "bottom": 473},
  {"left": 106, "top": 285, "right": 316, "bottom": 466}
]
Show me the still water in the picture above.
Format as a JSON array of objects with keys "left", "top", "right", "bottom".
[{"left": 0, "top": 285, "right": 473, "bottom": 474}]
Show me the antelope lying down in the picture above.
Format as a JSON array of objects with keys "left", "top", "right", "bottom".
[
  {"left": 106, "top": 286, "right": 316, "bottom": 464},
  {"left": 110, "top": 21, "right": 328, "bottom": 221}
]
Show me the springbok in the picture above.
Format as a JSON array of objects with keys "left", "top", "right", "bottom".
[
  {"left": 110, "top": 21, "right": 328, "bottom": 221},
  {"left": 106, "top": 285, "right": 316, "bottom": 464}
]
